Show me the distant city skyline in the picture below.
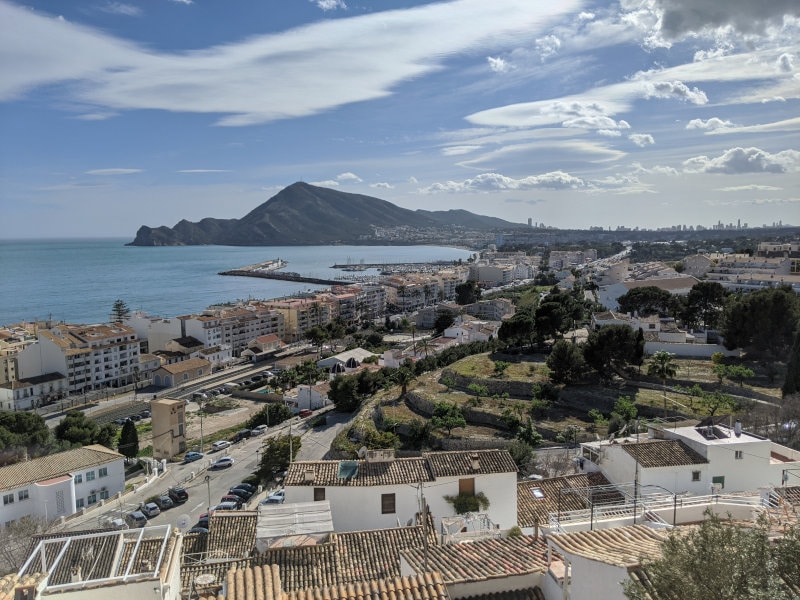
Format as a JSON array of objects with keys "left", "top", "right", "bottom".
[{"left": 1, "top": 0, "right": 798, "bottom": 238}]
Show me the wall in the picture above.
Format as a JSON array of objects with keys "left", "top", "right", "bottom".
[
  {"left": 73, "top": 459, "right": 126, "bottom": 510},
  {"left": 566, "top": 555, "right": 629, "bottom": 600},
  {"left": 643, "top": 341, "right": 740, "bottom": 358},
  {"left": 423, "top": 472, "right": 518, "bottom": 530}
]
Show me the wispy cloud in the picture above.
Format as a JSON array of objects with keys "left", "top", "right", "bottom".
[
  {"left": 313, "top": 0, "right": 347, "bottom": 11},
  {"left": 97, "top": 2, "right": 142, "bottom": 17},
  {"left": 421, "top": 171, "right": 585, "bottom": 193},
  {"left": 177, "top": 169, "right": 231, "bottom": 173},
  {"left": 309, "top": 179, "right": 339, "bottom": 187},
  {"left": 85, "top": 168, "right": 142, "bottom": 175},
  {"left": 715, "top": 184, "right": 782, "bottom": 192},
  {"left": 370, "top": 182, "right": 394, "bottom": 189},
  {"left": 336, "top": 172, "right": 362, "bottom": 183}
]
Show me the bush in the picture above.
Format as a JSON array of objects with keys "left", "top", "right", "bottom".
[{"left": 444, "top": 491, "right": 490, "bottom": 514}]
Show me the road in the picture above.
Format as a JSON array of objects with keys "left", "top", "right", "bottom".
[{"left": 61, "top": 408, "right": 355, "bottom": 532}]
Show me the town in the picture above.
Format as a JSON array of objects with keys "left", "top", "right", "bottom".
[{"left": 0, "top": 237, "right": 799, "bottom": 600}]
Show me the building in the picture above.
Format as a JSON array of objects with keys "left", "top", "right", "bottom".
[
  {"left": 259, "top": 298, "right": 331, "bottom": 343},
  {"left": 284, "top": 449, "right": 518, "bottom": 532},
  {"left": 151, "top": 398, "right": 187, "bottom": 460},
  {"left": 241, "top": 334, "right": 284, "bottom": 363},
  {"left": 0, "top": 444, "right": 125, "bottom": 526},
  {"left": 17, "top": 324, "right": 141, "bottom": 395},
  {"left": 0, "top": 372, "right": 68, "bottom": 411},
  {"left": 151, "top": 357, "right": 211, "bottom": 388},
  {"left": 10, "top": 524, "right": 182, "bottom": 600},
  {"left": 181, "top": 304, "right": 286, "bottom": 356}
]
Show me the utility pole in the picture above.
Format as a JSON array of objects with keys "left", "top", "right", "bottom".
[{"left": 204, "top": 475, "right": 211, "bottom": 512}]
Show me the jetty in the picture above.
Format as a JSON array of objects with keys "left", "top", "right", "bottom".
[{"left": 219, "top": 259, "right": 344, "bottom": 285}]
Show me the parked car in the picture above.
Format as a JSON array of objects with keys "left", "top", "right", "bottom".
[
  {"left": 187, "top": 527, "right": 209, "bottom": 535},
  {"left": 212, "top": 440, "right": 231, "bottom": 452},
  {"left": 263, "top": 489, "right": 285, "bottom": 504},
  {"left": 105, "top": 517, "right": 128, "bottom": 530},
  {"left": 155, "top": 495, "right": 174, "bottom": 510},
  {"left": 220, "top": 495, "right": 244, "bottom": 509},
  {"left": 125, "top": 511, "right": 148, "bottom": 528},
  {"left": 140, "top": 502, "right": 160, "bottom": 518},
  {"left": 233, "top": 482, "right": 256, "bottom": 493},
  {"left": 251, "top": 424, "right": 268, "bottom": 435},
  {"left": 168, "top": 487, "right": 189, "bottom": 504},
  {"left": 139, "top": 410, "right": 151, "bottom": 418},
  {"left": 210, "top": 456, "right": 235, "bottom": 469},
  {"left": 232, "top": 429, "right": 251, "bottom": 442},
  {"left": 227, "top": 487, "right": 253, "bottom": 501},
  {"left": 183, "top": 451, "right": 204, "bottom": 464},
  {"left": 215, "top": 501, "right": 239, "bottom": 511},
  {"left": 129, "top": 414, "right": 142, "bottom": 421},
  {"left": 299, "top": 409, "right": 313, "bottom": 418}
]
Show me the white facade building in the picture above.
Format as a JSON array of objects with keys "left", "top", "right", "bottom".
[
  {"left": 284, "top": 449, "right": 518, "bottom": 532},
  {"left": 0, "top": 372, "right": 68, "bottom": 411},
  {"left": 0, "top": 444, "right": 125, "bottom": 527}
]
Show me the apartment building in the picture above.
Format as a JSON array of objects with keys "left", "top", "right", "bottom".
[
  {"left": 0, "top": 372, "right": 68, "bottom": 411},
  {"left": 181, "top": 304, "right": 286, "bottom": 356},
  {"left": 261, "top": 298, "right": 333, "bottom": 343},
  {"left": 17, "top": 323, "right": 140, "bottom": 394}
]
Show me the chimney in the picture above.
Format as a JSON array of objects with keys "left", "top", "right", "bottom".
[
  {"left": 70, "top": 565, "right": 82, "bottom": 583},
  {"left": 470, "top": 453, "right": 480, "bottom": 471},
  {"left": 303, "top": 469, "right": 315, "bottom": 483}
]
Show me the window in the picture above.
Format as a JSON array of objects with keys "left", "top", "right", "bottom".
[
  {"left": 183, "top": 373, "right": 189, "bottom": 381},
  {"left": 74, "top": 474, "right": 83, "bottom": 484},
  {"left": 735, "top": 450, "right": 743, "bottom": 460},
  {"left": 313, "top": 488, "right": 325, "bottom": 502},
  {"left": 76, "top": 498, "right": 85, "bottom": 509},
  {"left": 458, "top": 478, "right": 475, "bottom": 496},
  {"left": 18, "top": 490, "right": 29, "bottom": 501},
  {"left": 100, "top": 490, "right": 110, "bottom": 501},
  {"left": 712, "top": 476, "right": 725, "bottom": 490},
  {"left": 692, "top": 471, "right": 701, "bottom": 481},
  {"left": 87, "top": 494, "right": 97, "bottom": 505},
  {"left": 98, "top": 467, "right": 108, "bottom": 478},
  {"left": 86, "top": 471, "right": 95, "bottom": 481},
  {"left": 381, "top": 493, "right": 396, "bottom": 514},
  {"left": 2, "top": 494, "right": 13, "bottom": 506}
]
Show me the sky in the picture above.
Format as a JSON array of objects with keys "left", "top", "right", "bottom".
[{"left": 1, "top": 0, "right": 799, "bottom": 239}]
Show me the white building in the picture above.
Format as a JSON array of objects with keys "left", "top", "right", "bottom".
[
  {"left": 0, "top": 372, "right": 68, "bottom": 411},
  {"left": 181, "top": 304, "right": 286, "bottom": 356},
  {"left": 578, "top": 422, "right": 800, "bottom": 496},
  {"left": 284, "top": 449, "right": 518, "bottom": 532},
  {"left": 17, "top": 324, "right": 141, "bottom": 395},
  {"left": 0, "top": 444, "right": 125, "bottom": 527}
]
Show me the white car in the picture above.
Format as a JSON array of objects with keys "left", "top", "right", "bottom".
[
  {"left": 212, "top": 440, "right": 232, "bottom": 452},
  {"left": 251, "top": 424, "right": 268, "bottom": 435},
  {"left": 211, "top": 456, "right": 235, "bottom": 469}
]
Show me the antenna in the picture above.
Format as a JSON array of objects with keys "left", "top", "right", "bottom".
[{"left": 176, "top": 514, "right": 191, "bottom": 531}]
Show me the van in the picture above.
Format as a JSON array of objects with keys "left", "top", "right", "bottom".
[{"left": 125, "top": 511, "right": 148, "bottom": 528}]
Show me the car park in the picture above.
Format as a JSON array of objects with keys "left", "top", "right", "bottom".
[
  {"left": 227, "top": 487, "right": 252, "bottom": 501},
  {"left": 251, "top": 424, "right": 267, "bottom": 435},
  {"left": 232, "top": 429, "right": 251, "bottom": 442},
  {"left": 125, "top": 511, "right": 148, "bottom": 528},
  {"left": 212, "top": 440, "right": 232, "bottom": 452},
  {"left": 210, "top": 456, "right": 234, "bottom": 469},
  {"left": 168, "top": 486, "right": 189, "bottom": 503},
  {"left": 140, "top": 502, "right": 160, "bottom": 518},
  {"left": 220, "top": 495, "right": 244, "bottom": 509},
  {"left": 233, "top": 482, "right": 256, "bottom": 494},
  {"left": 183, "top": 451, "right": 204, "bottom": 463}
]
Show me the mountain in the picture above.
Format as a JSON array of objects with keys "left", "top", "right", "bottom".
[{"left": 127, "top": 182, "right": 521, "bottom": 246}]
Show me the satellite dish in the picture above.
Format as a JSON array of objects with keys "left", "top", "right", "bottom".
[
  {"left": 176, "top": 514, "right": 191, "bottom": 531},
  {"left": 357, "top": 446, "right": 368, "bottom": 458},
  {"left": 194, "top": 573, "right": 215, "bottom": 586}
]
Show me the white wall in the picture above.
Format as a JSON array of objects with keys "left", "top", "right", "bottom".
[
  {"left": 73, "top": 459, "right": 126, "bottom": 510},
  {"left": 566, "top": 555, "right": 629, "bottom": 600},
  {"left": 424, "top": 472, "right": 517, "bottom": 530}
]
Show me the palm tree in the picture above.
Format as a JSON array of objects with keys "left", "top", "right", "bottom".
[
  {"left": 394, "top": 367, "right": 416, "bottom": 398},
  {"left": 647, "top": 351, "right": 677, "bottom": 417}
]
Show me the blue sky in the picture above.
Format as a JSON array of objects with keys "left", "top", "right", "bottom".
[{"left": 1, "top": 0, "right": 798, "bottom": 238}]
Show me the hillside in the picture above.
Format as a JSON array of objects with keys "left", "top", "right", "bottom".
[{"left": 128, "top": 182, "right": 520, "bottom": 246}]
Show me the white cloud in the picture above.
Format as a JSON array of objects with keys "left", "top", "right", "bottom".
[
  {"left": 487, "top": 56, "right": 511, "bottom": 73},
  {"left": 629, "top": 133, "right": 655, "bottom": 147},
  {"left": 686, "top": 117, "right": 735, "bottom": 131},
  {"left": 85, "top": 168, "right": 142, "bottom": 175},
  {"left": 169, "top": 0, "right": 193, "bottom": 4},
  {"left": 577, "top": 12, "right": 595, "bottom": 21},
  {"left": 777, "top": 53, "right": 795, "bottom": 72},
  {"left": 441, "top": 145, "right": 481, "bottom": 156},
  {"left": 562, "top": 116, "right": 630, "bottom": 131},
  {"left": 73, "top": 112, "right": 117, "bottom": 121},
  {"left": 177, "top": 169, "right": 231, "bottom": 173},
  {"left": 597, "top": 129, "right": 622, "bottom": 137},
  {"left": 408, "top": 176, "right": 419, "bottom": 185},
  {"left": 336, "top": 172, "right": 362, "bottom": 182},
  {"left": 313, "top": 0, "right": 347, "bottom": 10},
  {"left": 715, "top": 184, "right": 782, "bottom": 191},
  {"left": 642, "top": 80, "right": 708, "bottom": 104},
  {"left": 683, "top": 147, "right": 800, "bottom": 174},
  {"left": 420, "top": 171, "right": 585, "bottom": 193},
  {"left": 309, "top": 179, "right": 339, "bottom": 187},
  {"left": 98, "top": 2, "right": 141, "bottom": 17},
  {"left": 535, "top": 35, "right": 561, "bottom": 61},
  {"left": 631, "top": 162, "right": 679, "bottom": 176},
  {"left": 370, "top": 182, "right": 394, "bottom": 189}
]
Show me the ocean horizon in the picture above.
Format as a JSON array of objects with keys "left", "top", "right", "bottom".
[{"left": 0, "top": 238, "right": 473, "bottom": 326}]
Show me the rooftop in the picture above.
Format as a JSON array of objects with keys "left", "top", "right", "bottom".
[
  {"left": 517, "top": 472, "right": 619, "bottom": 528},
  {"left": 546, "top": 525, "right": 665, "bottom": 568},
  {"left": 619, "top": 439, "right": 708, "bottom": 468}
]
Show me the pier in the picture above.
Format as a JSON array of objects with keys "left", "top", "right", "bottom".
[{"left": 219, "top": 269, "right": 344, "bottom": 286}]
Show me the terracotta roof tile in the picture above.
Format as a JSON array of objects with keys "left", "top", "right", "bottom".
[
  {"left": 401, "top": 536, "right": 549, "bottom": 583},
  {"left": 285, "top": 458, "right": 433, "bottom": 487},
  {"left": 517, "top": 472, "right": 620, "bottom": 528},
  {"left": 620, "top": 440, "right": 708, "bottom": 468},
  {"left": 285, "top": 573, "right": 450, "bottom": 600},
  {"left": 546, "top": 525, "right": 665, "bottom": 568},
  {"left": 461, "top": 588, "right": 545, "bottom": 600},
  {"left": 423, "top": 450, "right": 518, "bottom": 478},
  {"left": 207, "top": 512, "right": 259, "bottom": 559}
]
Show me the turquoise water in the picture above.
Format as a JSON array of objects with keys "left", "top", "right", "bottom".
[{"left": 0, "top": 239, "right": 472, "bottom": 325}]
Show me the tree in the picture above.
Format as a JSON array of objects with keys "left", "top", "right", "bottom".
[
  {"left": 247, "top": 403, "right": 291, "bottom": 429},
  {"left": 647, "top": 351, "right": 677, "bottom": 416},
  {"left": 54, "top": 410, "right": 101, "bottom": 448},
  {"left": 434, "top": 311, "right": 456, "bottom": 335},
  {"left": 498, "top": 306, "right": 538, "bottom": 350},
  {"left": 305, "top": 326, "right": 329, "bottom": 356},
  {"left": 506, "top": 440, "right": 535, "bottom": 472},
  {"left": 394, "top": 367, "right": 416, "bottom": 397},
  {"left": 440, "top": 375, "right": 456, "bottom": 393},
  {"left": 616, "top": 286, "right": 672, "bottom": 316},
  {"left": 517, "top": 419, "right": 543, "bottom": 447},
  {"left": 721, "top": 285, "right": 800, "bottom": 360},
  {"left": 0, "top": 411, "right": 56, "bottom": 466},
  {"left": 467, "top": 383, "right": 488, "bottom": 403},
  {"left": 624, "top": 514, "right": 799, "bottom": 600},
  {"left": 256, "top": 434, "right": 301, "bottom": 481},
  {"left": 110, "top": 299, "right": 131, "bottom": 323},
  {"left": 612, "top": 395, "right": 638, "bottom": 423},
  {"left": 724, "top": 364, "right": 755, "bottom": 386},
  {"left": 546, "top": 339, "right": 586, "bottom": 384},
  {"left": 118, "top": 419, "right": 139, "bottom": 459},
  {"left": 698, "top": 389, "right": 739, "bottom": 417},
  {"left": 431, "top": 402, "right": 466, "bottom": 436},
  {"left": 783, "top": 331, "right": 800, "bottom": 397},
  {"left": 455, "top": 281, "right": 481, "bottom": 305},
  {"left": 95, "top": 422, "right": 118, "bottom": 449},
  {"left": 684, "top": 281, "right": 728, "bottom": 330},
  {"left": 582, "top": 325, "right": 639, "bottom": 381},
  {"left": 329, "top": 374, "right": 362, "bottom": 412},
  {"left": 493, "top": 360, "right": 511, "bottom": 377}
]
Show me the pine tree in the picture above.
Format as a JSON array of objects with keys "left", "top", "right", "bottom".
[
  {"left": 110, "top": 299, "right": 131, "bottom": 323},
  {"left": 783, "top": 329, "right": 800, "bottom": 397},
  {"left": 118, "top": 419, "right": 139, "bottom": 460}
]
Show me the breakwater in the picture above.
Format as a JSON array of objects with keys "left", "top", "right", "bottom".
[{"left": 219, "top": 269, "right": 344, "bottom": 286}]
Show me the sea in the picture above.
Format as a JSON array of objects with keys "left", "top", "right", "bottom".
[{"left": 0, "top": 239, "right": 474, "bottom": 326}]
